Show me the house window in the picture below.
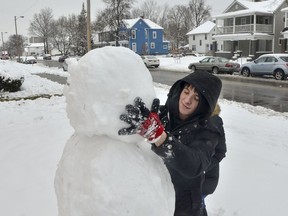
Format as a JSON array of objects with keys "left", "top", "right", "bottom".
[
  {"left": 193, "top": 35, "right": 195, "bottom": 40},
  {"left": 228, "top": 18, "right": 233, "bottom": 26},
  {"left": 192, "top": 45, "right": 196, "bottom": 51},
  {"left": 163, "top": 45, "right": 168, "bottom": 49},
  {"left": 153, "top": 31, "right": 157, "bottom": 39},
  {"left": 205, "top": 34, "right": 207, "bottom": 40},
  {"left": 150, "top": 42, "right": 155, "bottom": 49},
  {"left": 200, "top": 40, "right": 202, "bottom": 46},
  {"left": 131, "top": 30, "right": 136, "bottom": 39},
  {"left": 241, "top": 18, "right": 246, "bottom": 25}
]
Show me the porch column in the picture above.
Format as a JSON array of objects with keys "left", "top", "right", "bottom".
[
  {"left": 233, "top": 17, "right": 236, "bottom": 34},
  {"left": 254, "top": 14, "right": 256, "bottom": 32},
  {"left": 231, "top": 40, "right": 234, "bottom": 57},
  {"left": 251, "top": 40, "right": 257, "bottom": 58}
]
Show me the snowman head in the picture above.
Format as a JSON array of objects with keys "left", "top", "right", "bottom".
[{"left": 64, "top": 47, "right": 156, "bottom": 142}]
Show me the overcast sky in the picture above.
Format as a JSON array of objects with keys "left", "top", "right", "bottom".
[{"left": 0, "top": 0, "right": 233, "bottom": 42}]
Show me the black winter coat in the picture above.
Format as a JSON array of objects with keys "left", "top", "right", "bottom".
[
  {"left": 151, "top": 71, "right": 222, "bottom": 216},
  {"left": 202, "top": 113, "right": 227, "bottom": 195}
]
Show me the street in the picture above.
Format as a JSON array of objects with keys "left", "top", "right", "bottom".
[{"left": 36, "top": 63, "right": 288, "bottom": 113}]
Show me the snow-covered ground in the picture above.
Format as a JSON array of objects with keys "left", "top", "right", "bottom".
[{"left": 0, "top": 53, "right": 288, "bottom": 216}]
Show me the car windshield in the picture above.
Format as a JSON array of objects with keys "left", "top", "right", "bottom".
[
  {"left": 146, "top": 56, "right": 157, "bottom": 59},
  {"left": 280, "top": 56, "right": 288, "bottom": 62}
]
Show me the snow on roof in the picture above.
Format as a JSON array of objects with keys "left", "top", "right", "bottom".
[
  {"left": 123, "top": 18, "right": 163, "bottom": 29},
  {"left": 214, "top": 0, "right": 285, "bottom": 18},
  {"left": 237, "top": 0, "right": 284, "bottom": 12},
  {"left": 281, "top": 6, "right": 288, "bottom": 12},
  {"left": 186, "top": 21, "right": 215, "bottom": 35}
]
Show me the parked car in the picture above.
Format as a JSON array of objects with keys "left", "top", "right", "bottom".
[
  {"left": 240, "top": 53, "right": 288, "bottom": 80},
  {"left": 141, "top": 55, "right": 160, "bottom": 68},
  {"left": 0, "top": 55, "right": 9, "bottom": 60},
  {"left": 188, "top": 56, "right": 240, "bottom": 74},
  {"left": 58, "top": 55, "right": 69, "bottom": 62},
  {"left": 23, "top": 56, "right": 37, "bottom": 64},
  {"left": 43, "top": 54, "right": 52, "bottom": 60}
]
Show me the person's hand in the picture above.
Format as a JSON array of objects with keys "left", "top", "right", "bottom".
[{"left": 118, "top": 97, "right": 164, "bottom": 143}]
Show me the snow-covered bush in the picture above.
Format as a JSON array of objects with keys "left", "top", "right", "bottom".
[{"left": 0, "top": 73, "right": 24, "bottom": 92}]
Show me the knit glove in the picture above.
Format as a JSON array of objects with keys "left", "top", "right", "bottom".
[{"left": 118, "top": 97, "right": 164, "bottom": 143}]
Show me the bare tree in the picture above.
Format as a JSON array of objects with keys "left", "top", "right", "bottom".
[
  {"left": 98, "top": 0, "right": 135, "bottom": 46},
  {"left": 188, "top": 0, "right": 211, "bottom": 28},
  {"left": 50, "top": 16, "right": 74, "bottom": 55},
  {"left": 29, "top": 7, "right": 54, "bottom": 54},
  {"left": 131, "top": 0, "right": 162, "bottom": 23},
  {"left": 166, "top": 5, "right": 187, "bottom": 50}
]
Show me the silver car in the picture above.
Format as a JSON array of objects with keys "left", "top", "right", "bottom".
[
  {"left": 240, "top": 53, "right": 288, "bottom": 80},
  {"left": 141, "top": 55, "right": 160, "bottom": 68},
  {"left": 188, "top": 56, "right": 240, "bottom": 75}
]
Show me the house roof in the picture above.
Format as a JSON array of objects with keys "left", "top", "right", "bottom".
[
  {"left": 186, "top": 21, "right": 215, "bottom": 35},
  {"left": 123, "top": 18, "right": 163, "bottom": 29},
  {"left": 214, "top": 0, "right": 285, "bottom": 18}
]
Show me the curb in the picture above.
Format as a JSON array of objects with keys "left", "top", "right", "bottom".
[
  {"left": 217, "top": 74, "right": 288, "bottom": 88},
  {"left": 156, "top": 68, "right": 288, "bottom": 88}
]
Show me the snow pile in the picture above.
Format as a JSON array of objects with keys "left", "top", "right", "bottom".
[
  {"left": 0, "top": 60, "right": 64, "bottom": 99},
  {"left": 54, "top": 47, "right": 175, "bottom": 216}
]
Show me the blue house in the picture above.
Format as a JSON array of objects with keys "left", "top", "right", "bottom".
[{"left": 121, "top": 18, "right": 169, "bottom": 55}]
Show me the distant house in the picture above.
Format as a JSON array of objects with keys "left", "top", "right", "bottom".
[
  {"left": 212, "top": 0, "right": 288, "bottom": 59},
  {"left": 97, "top": 18, "right": 169, "bottom": 55},
  {"left": 24, "top": 43, "right": 44, "bottom": 56},
  {"left": 281, "top": 7, "right": 288, "bottom": 51},
  {"left": 186, "top": 21, "right": 222, "bottom": 55},
  {"left": 122, "top": 18, "right": 169, "bottom": 55}
]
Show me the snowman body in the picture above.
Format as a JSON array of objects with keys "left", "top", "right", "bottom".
[{"left": 54, "top": 47, "right": 175, "bottom": 216}]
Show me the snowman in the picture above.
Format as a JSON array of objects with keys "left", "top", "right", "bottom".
[{"left": 54, "top": 47, "right": 175, "bottom": 216}]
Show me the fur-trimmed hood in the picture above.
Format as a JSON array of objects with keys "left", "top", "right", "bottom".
[{"left": 211, "top": 103, "right": 221, "bottom": 116}]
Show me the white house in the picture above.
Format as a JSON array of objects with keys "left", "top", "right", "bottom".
[
  {"left": 186, "top": 21, "right": 222, "bottom": 54},
  {"left": 24, "top": 43, "right": 44, "bottom": 56},
  {"left": 212, "top": 0, "right": 288, "bottom": 59}
]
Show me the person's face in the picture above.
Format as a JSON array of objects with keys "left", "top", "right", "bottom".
[{"left": 179, "top": 84, "right": 199, "bottom": 120}]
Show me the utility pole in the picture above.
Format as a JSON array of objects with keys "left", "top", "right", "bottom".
[
  {"left": 87, "top": 0, "right": 92, "bottom": 52},
  {"left": 14, "top": 15, "right": 24, "bottom": 61},
  {"left": 1, "top": 32, "right": 7, "bottom": 55}
]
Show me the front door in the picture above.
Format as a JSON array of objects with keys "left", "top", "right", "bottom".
[{"left": 132, "top": 43, "right": 137, "bottom": 53}]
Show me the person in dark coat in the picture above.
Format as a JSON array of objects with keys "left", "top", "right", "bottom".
[
  {"left": 118, "top": 71, "right": 222, "bottom": 216},
  {"left": 200, "top": 103, "right": 227, "bottom": 216}
]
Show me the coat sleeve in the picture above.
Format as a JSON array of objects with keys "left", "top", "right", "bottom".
[
  {"left": 151, "top": 128, "right": 218, "bottom": 179},
  {"left": 206, "top": 116, "right": 227, "bottom": 171}
]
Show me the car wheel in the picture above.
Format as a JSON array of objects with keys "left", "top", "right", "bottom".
[
  {"left": 212, "top": 67, "right": 219, "bottom": 74},
  {"left": 274, "top": 69, "right": 284, "bottom": 80},
  {"left": 190, "top": 65, "right": 196, "bottom": 72},
  {"left": 241, "top": 67, "right": 250, "bottom": 77}
]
